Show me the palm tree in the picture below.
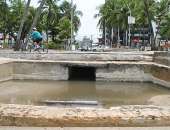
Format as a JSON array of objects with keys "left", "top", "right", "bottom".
[
  {"left": 59, "top": 0, "right": 82, "bottom": 49},
  {"left": 96, "top": 0, "right": 129, "bottom": 46},
  {"left": 122, "top": 0, "right": 156, "bottom": 46},
  {"left": 25, "top": 0, "right": 45, "bottom": 46},
  {"left": 14, "top": 0, "right": 31, "bottom": 51},
  {"left": 154, "top": 0, "right": 170, "bottom": 46},
  {"left": 60, "top": 1, "right": 83, "bottom": 33},
  {"left": 0, "top": 0, "right": 9, "bottom": 44},
  {"left": 41, "top": 0, "right": 60, "bottom": 42},
  {"left": 0, "top": 0, "right": 82, "bottom": 50},
  {"left": 96, "top": 0, "right": 159, "bottom": 48},
  {"left": 144, "top": 0, "right": 155, "bottom": 28},
  {"left": 160, "top": 15, "right": 170, "bottom": 39}
]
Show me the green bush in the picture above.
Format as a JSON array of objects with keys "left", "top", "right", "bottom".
[
  {"left": 48, "top": 41, "right": 63, "bottom": 50},
  {"left": 3, "top": 42, "right": 9, "bottom": 48}
]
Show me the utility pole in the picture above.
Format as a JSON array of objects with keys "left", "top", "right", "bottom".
[
  {"left": 104, "top": 0, "right": 107, "bottom": 48},
  {"left": 123, "top": 0, "right": 132, "bottom": 47},
  {"left": 128, "top": 10, "right": 132, "bottom": 47},
  {"left": 71, "top": 0, "right": 73, "bottom": 50},
  {"left": 105, "top": 24, "right": 107, "bottom": 47},
  {"left": 90, "top": 35, "right": 93, "bottom": 49}
]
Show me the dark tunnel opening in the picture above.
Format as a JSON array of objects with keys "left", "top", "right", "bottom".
[{"left": 69, "top": 66, "right": 96, "bottom": 81}]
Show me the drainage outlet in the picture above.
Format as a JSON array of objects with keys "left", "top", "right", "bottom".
[{"left": 69, "top": 67, "right": 96, "bottom": 81}]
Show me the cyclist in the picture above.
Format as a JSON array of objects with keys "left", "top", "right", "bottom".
[{"left": 31, "top": 27, "right": 43, "bottom": 50}]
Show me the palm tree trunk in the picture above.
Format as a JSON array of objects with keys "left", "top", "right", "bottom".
[
  {"left": 103, "top": 20, "right": 106, "bottom": 46},
  {"left": 118, "top": 26, "right": 120, "bottom": 44},
  {"left": 14, "top": 0, "right": 31, "bottom": 51},
  {"left": 126, "top": 30, "right": 128, "bottom": 46},
  {"left": 142, "top": 24, "right": 145, "bottom": 47},
  {"left": 111, "top": 27, "right": 114, "bottom": 48},
  {"left": 46, "top": 5, "right": 51, "bottom": 44},
  {"left": 3, "top": 0, "right": 7, "bottom": 47},
  {"left": 143, "top": 0, "right": 154, "bottom": 49},
  {"left": 154, "top": 20, "right": 161, "bottom": 46},
  {"left": 25, "top": 0, "right": 45, "bottom": 46}
]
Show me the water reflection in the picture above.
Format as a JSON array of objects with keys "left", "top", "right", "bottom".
[{"left": 0, "top": 80, "right": 169, "bottom": 108}]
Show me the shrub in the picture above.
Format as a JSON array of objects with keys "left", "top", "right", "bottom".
[{"left": 48, "top": 41, "right": 63, "bottom": 50}]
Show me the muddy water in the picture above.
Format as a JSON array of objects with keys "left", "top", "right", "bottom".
[{"left": 0, "top": 80, "right": 170, "bottom": 108}]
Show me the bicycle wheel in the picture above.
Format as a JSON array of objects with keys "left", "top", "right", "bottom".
[
  {"left": 42, "top": 42, "right": 48, "bottom": 53},
  {"left": 27, "top": 44, "right": 33, "bottom": 52}
]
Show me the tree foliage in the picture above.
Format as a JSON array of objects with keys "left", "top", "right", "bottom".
[
  {"left": 96, "top": 0, "right": 170, "bottom": 44},
  {"left": 0, "top": 0, "right": 82, "bottom": 46}
]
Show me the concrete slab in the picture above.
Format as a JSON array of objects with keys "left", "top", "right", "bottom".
[
  {"left": 1, "top": 104, "right": 170, "bottom": 127},
  {"left": 0, "top": 49, "right": 154, "bottom": 61},
  {"left": 0, "top": 127, "right": 170, "bottom": 130}
]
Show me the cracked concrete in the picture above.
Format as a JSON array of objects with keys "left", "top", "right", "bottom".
[{"left": 0, "top": 104, "right": 170, "bottom": 127}]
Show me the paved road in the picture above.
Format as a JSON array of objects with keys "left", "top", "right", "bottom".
[{"left": 0, "top": 127, "right": 170, "bottom": 130}]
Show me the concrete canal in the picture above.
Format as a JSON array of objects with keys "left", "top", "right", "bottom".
[{"left": 0, "top": 51, "right": 169, "bottom": 127}]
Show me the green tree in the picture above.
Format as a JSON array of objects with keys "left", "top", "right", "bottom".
[
  {"left": 156, "top": 0, "right": 170, "bottom": 40},
  {"left": 60, "top": 0, "right": 82, "bottom": 33},
  {"left": 0, "top": 0, "right": 10, "bottom": 44},
  {"left": 96, "top": 0, "right": 129, "bottom": 45},
  {"left": 25, "top": 0, "right": 45, "bottom": 47},
  {"left": 40, "top": 0, "right": 60, "bottom": 42},
  {"left": 58, "top": 16, "right": 71, "bottom": 40},
  {"left": 96, "top": 0, "right": 159, "bottom": 47},
  {"left": 0, "top": 0, "right": 82, "bottom": 50},
  {"left": 15, "top": 0, "right": 31, "bottom": 51}
]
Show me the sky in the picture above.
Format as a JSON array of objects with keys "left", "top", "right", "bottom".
[{"left": 30, "top": 0, "right": 105, "bottom": 42}]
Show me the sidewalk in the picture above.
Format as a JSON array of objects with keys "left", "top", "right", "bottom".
[{"left": 0, "top": 127, "right": 170, "bottom": 130}]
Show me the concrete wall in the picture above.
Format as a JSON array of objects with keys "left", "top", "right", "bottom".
[
  {"left": 151, "top": 64, "right": 170, "bottom": 88},
  {"left": 96, "top": 64, "right": 152, "bottom": 82},
  {"left": 13, "top": 61, "right": 68, "bottom": 81},
  {"left": 11, "top": 61, "right": 154, "bottom": 83},
  {"left": 0, "top": 61, "right": 13, "bottom": 82},
  {"left": 12, "top": 60, "right": 170, "bottom": 88},
  {"left": 0, "top": 59, "right": 169, "bottom": 88},
  {"left": 96, "top": 62, "right": 170, "bottom": 88},
  {"left": 154, "top": 52, "right": 170, "bottom": 66},
  {"left": 0, "top": 60, "right": 170, "bottom": 87}
]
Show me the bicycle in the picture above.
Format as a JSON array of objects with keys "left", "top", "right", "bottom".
[{"left": 27, "top": 40, "right": 48, "bottom": 53}]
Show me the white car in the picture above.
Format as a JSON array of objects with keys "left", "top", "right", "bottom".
[
  {"left": 0, "top": 40, "right": 3, "bottom": 48},
  {"left": 92, "top": 45, "right": 104, "bottom": 52}
]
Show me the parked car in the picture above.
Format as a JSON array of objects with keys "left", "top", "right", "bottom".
[
  {"left": 0, "top": 33, "right": 4, "bottom": 40},
  {"left": 0, "top": 40, "right": 3, "bottom": 48},
  {"left": 92, "top": 44, "right": 104, "bottom": 52}
]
